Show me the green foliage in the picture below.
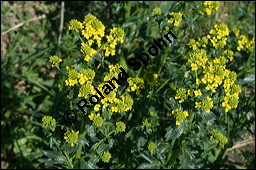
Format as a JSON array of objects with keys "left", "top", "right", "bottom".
[{"left": 1, "top": 1, "right": 255, "bottom": 169}]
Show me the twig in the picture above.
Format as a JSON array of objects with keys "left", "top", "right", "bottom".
[
  {"left": 1, "top": 14, "right": 46, "bottom": 36},
  {"left": 58, "top": 1, "right": 65, "bottom": 45},
  {"left": 227, "top": 138, "right": 255, "bottom": 151}
]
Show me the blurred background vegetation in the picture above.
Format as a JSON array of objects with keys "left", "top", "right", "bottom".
[{"left": 1, "top": 1, "right": 255, "bottom": 169}]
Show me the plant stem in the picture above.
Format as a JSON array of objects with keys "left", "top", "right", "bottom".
[
  {"left": 92, "top": 130, "right": 115, "bottom": 151},
  {"left": 63, "top": 150, "right": 73, "bottom": 168}
]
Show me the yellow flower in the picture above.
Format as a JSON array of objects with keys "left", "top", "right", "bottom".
[
  {"left": 64, "top": 130, "right": 79, "bottom": 147},
  {"left": 126, "top": 77, "right": 144, "bottom": 95},
  {"left": 102, "top": 151, "right": 112, "bottom": 163},
  {"left": 42, "top": 116, "right": 56, "bottom": 132},
  {"left": 168, "top": 12, "right": 182, "bottom": 26},
  {"left": 174, "top": 88, "right": 187, "bottom": 103},
  {"left": 172, "top": 109, "right": 189, "bottom": 125},
  {"left": 148, "top": 142, "right": 156, "bottom": 153},
  {"left": 103, "top": 27, "right": 125, "bottom": 57},
  {"left": 93, "top": 113, "right": 103, "bottom": 127},
  {"left": 49, "top": 55, "right": 62, "bottom": 67},
  {"left": 194, "top": 89, "right": 202, "bottom": 97},
  {"left": 210, "top": 130, "right": 228, "bottom": 147},
  {"left": 116, "top": 121, "right": 126, "bottom": 132},
  {"left": 237, "top": 34, "right": 255, "bottom": 52},
  {"left": 80, "top": 42, "right": 97, "bottom": 61},
  {"left": 201, "top": 97, "right": 213, "bottom": 113},
  {"left": 88, "top": 113, "right": 95, "bottom": 120},
  {"left": 78, "top": 81, "right": 96, "bottom": 99},
  {"left": 68, "top": 19, "right": 84, "bottom": 30},
  {"left": 200, "top": 1, "right": 220, "bottom": 15},
  {"left": 142, "top": 119, "right": 151, "bottom": 127},
  {"left": 65, "top": 69, "right": 79, "bottom": 86},
  {"left": 152, "top": 7, "right": 162, "bottom": 16}
]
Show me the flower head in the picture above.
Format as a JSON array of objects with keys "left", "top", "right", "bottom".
[
  {"left": 200, "top": 1, "right": 220, "bottom": 15},
  {"left": 102, "top": 151, "right": 112, "bottom": 163},
  {"left": 148, "top": 142, "right": 156, "bottom": 153},
  {"left": 64, "top": 130, "right": 79, "bottom": 147},
  {"left": 152, "top": 7, "right": 162, "bottom": 16},
  {"left": 210, "top": 130, "right": 228, "bottom": 147},
  {"left": 93, "top": 113, "right": 103, "bottom": 127},
  {"left": 42, "top": 116, "right": 56, "bottom": 132},
  {"left": 116, "top": 121, "right": 126, "bottom": 132},
  {"left": 68, "top": 19, "right": 84, "bottom": 30},
  {"left": 168, "top": 12, "right": 182, "bottom": 26},
  {"left": 172, "top": 109, "right": 189, "bottom": 125},
  {"left": 49, "top": 55, "right": 62, "bottom": 68}
]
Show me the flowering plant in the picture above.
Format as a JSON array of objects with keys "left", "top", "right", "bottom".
[{"left": 41, "top": 1, "right": 255, "bottom": 169}]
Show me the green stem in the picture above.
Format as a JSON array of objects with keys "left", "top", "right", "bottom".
[
  {"left": 206, "top": 144, "right": 217, "bottom": 152},
  {"left": 124, "top": 1, "right": 133, "bottom": 19},
  {"left": 157, "top": 47, "right": 169, "bottom": 75},
  {"left": 92, "top": 130, "right": 115, "bottom": 151},
  {"left": 63, "top": 150, "right": 73, "bottom": 168},
  {"left": 154, "top": 78, "right": 171, "bottom": 95}
]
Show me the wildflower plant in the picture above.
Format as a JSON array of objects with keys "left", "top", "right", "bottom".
[{"left": 40, "top": 1, "right": 255, "bottom": 169}]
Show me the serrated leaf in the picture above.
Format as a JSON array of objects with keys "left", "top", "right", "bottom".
[
  {"left": 179, "top": 148, "right": 195, "bottom": 169},
  {"left": 137, "top": 163, "right": 160, "bottom": 169},
  {"left": 165, "top": 122, "right": 186, "bottom": 141},
  {"left": 96, "top": 143, "right": 108, "bottom": 155},
  {"left": 199, "top": 111, "right": 216, "bottom": 123},
  {"left": 140, "top": 153, "right": 160, "bottom": 164}
]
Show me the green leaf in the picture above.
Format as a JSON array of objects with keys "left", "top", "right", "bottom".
[
  {"left": 165, "top": 121, "right": 186, "bottom": 141},
  {"left": 137, "top": 163, "right": 160, "bottom": 169},
  {"left": 96, "top": 142, "right": 108, "bottom": 155},
  {"left": 179, "top": 147, "right": 195, "bottom": 169},
  {"left": 199, "top": 111, "right": 216, "bottom": 123}
]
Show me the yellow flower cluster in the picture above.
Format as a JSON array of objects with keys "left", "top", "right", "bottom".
[
  {"left": 77, "top": 68, "right": 95, "bottom": 85},
  {"left": 187, "top": 23, "right": 242, "bottom": 113},
  {"left": 88, "top": 113, "right": 103, "bottom": 127},
  {"left": 224, "top": 50, "right": 234, "bottom": 61},
  {"left": 152, "top": 7, "right": 162, "bottom": 16},
  {"left": 222, "top": 71, "right": 241, "bottom": 112},
  {"left": 208, "top": 24, "right": 229, "bottom": 48},
  {"left": 188, "top": 37, "right": 208, "bottom": 50},
  {"left": 172, "top": 109, "right": 189, "bottom": 125},
  {"left": 143, "top": 72, "right": 159, "bottom": 87},
  {"left": 65, "top": 68, "right": 96, "bottom": 87},
  {"left": 233, "top": 28, "right": 240, "bottom": 37},
  {"left": 237, "top": 34, "right": 255, "bottom": 52},
  {"left": 126, "top": 77, "right": 145, "bottom": 95},
  {"left": 65, "top": 69, "right": 79, "bottom": 86},
  {"left": 174, "top": 88, "right": 190, "bottom": 103},
  {"left": 78, "top": 81, "right": 96, "bottom": 99},
  {"left": 116, "top": 121, "right": 126, "bottom": 132},
  {"left": 188, "top": 49, "right": 208, "bottom": 71},
  {"left": 168, "top": 12, "right": 182, "bottom": 26},
  {"left": 68, "top": 19, "right": 84, "bottom": 30},
  {"left": 49, "top": 55, "right": 62, "bottom": 67},
  {"left": 201, "top": 57, "right": 226, "bottom": 92},
  {"left": 42, "top": 116, "right": 56, "bottom": 132},
  {"left": 200, "top": 1, "right": 220, "bottom": 15},
  {"left": 80, "top": 42, "right": 97, "bottom": 61},
  {"left": 68, "top": 14, "right": 125, "bottom": 61},
  {"left": 102, "top": 151, "right": 112, "bottom": 163},
  {"left": 195, "top": 97, "right": 213, "bottom": 113},
  {"left": 142, "top": 118, "right": 151, "bottom": 127},
  {"left": 210, "top": 130, "right": 228, "bottom": 147},
  {"left": 104, "top": 64, "right": 122, "bottom": 83},
  {"left": 64, "top": 130, "right": 79, "bottom": 147},
  {"left": 103, "top": 27, "right": 125, "bottom": 56},
  {"left": 148, "top": 142, "right": 156, "bottom": 153},
  {"left": 81, "top": 14, "right": 105, "bottom": 47}
]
